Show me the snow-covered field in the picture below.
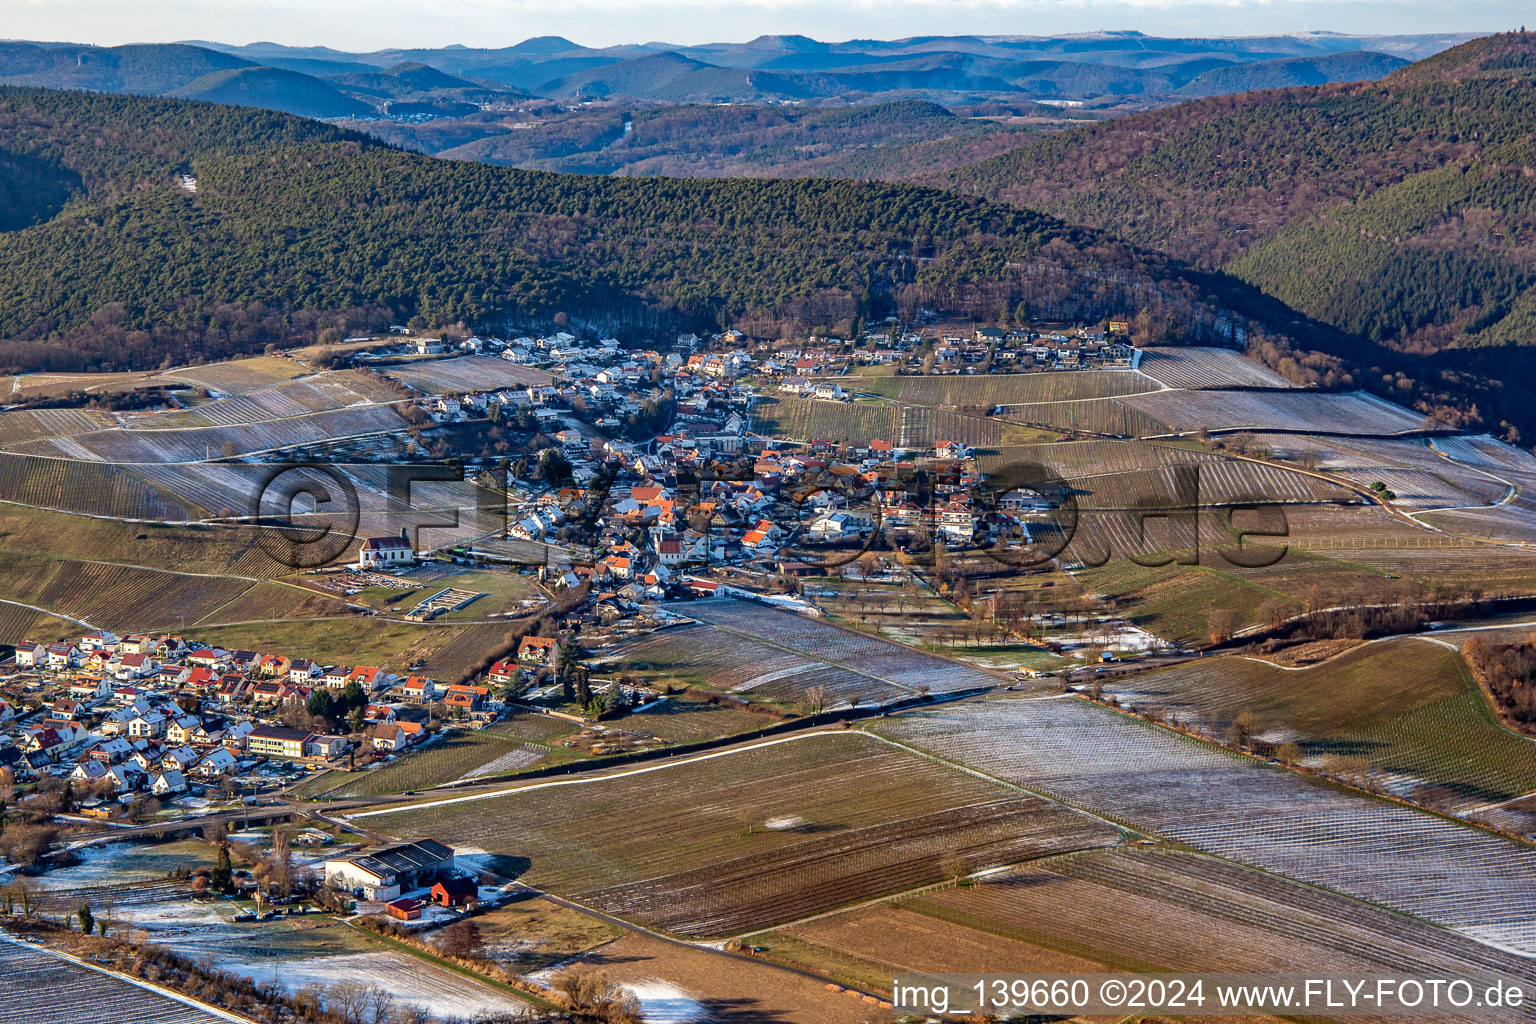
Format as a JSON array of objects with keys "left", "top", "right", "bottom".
[{"left": 221, "top": 950, "right": 533, "bottom": 1018}]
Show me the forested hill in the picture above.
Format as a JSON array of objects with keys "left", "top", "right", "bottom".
[
  {"left": 0, "top": 85, "right": 1292, "bottom": 375},
  {"left": 942, "top": 32, "right": 1536, "bottom": 375}
]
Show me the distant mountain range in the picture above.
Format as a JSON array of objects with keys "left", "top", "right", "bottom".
[{"left": 0, "top": 31, "right": 1467, "bottom": 118}]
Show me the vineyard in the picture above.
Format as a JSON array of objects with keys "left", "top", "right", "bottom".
[
  {"left": 858, "top": 371, "right": 1156, "bottom": 406},
  {"left": 315, "top": 717, "right": 571, "bottom": 798},
  {"left": 0, "top": 937, "right": 229, "bottom": 1024},
  {"left": 360, "top": 732, "right": 1118, "bottom": 937},
  {"left": 0, "top": 408, "right": 114, "bottom": 446},
  {"left": 896, "top": 405, "right": 1001, "bottom": 448},
  {"left": 1137, "top": 348, "right": 1294, "bottom": 389},
  {"left": 1105, "top": 638, "right": 1536, "bottom": 807},
  {"left": 680, "top": 599, "right": 1009, "bottom": 696},
  {"left": 993, "top": 398, "right": 1168, "bottom": 438},
  {"left": 0, "top": 552, "right": 256, "bottom": 633},
  {"left": 157, "top": 356, "right": 307, "bottom": 395},
  {"left": 877, "top": 698, "right": 1536, "bottom": 954},
  {"left": 896, "top": 847, "right": 1536, "bottom": 995},
  {"left": 381, "top": 356, "right": 551, "bottom": 395},
  {"left": 602, "top": 623, "right": 906, "bottom": 708},
  {"left": 749, "top": 396, "right": 897, "bottom": 444},
  {"left": 0, "top": 454, "right": 191, "bottom": 520},
  {"left": 5, "top": 405, "right": 412, "bottom": 464},
  {"left": 1266, "top": 434, "right": 1509, "bottom": 511},
  {"left": 1123, "top": 389, "right": 1426, "bottom": 435},
  {"left": 171, "top": 371, "right": 407, "bottom": 428}
]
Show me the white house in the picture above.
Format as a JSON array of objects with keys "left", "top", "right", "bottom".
[{"left": 359, "top": 535, "right": 414, "bottom": 569}]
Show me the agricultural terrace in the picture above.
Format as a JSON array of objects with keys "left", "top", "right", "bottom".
[
  {"left": 357, "top": 731, "right": 1119, "bottom": 937},
  {"left": 0, "top": 552, "right": 259, "bottom": 633},
  {"left": 679, "top": 599, "right": 1010, "bottom": 695},
  {"left": 749, "top": 395, "right": 896, "bottom": 444},
  {"left": 1137, "top": 348, "right": 1294, "bottom": 389},
  {"left": 1265, "top": 434, "right": 1509, "bottom": 511},
  {"left": 379, "top": 355, "right": 551, "bottom": 395},
  {"left": 1103, "top": 637, "right": 1536, "bottom": 808},
  {"left": 876, "top": 697, "right": 1536, "bottom": 953},
  {"left": 0, "top": 408, "right": 113, "bottom": 445},
  {"left": 307, "top": 714, "right": 578, "bottom": 798},
  {"left": 4, "top": 405, "right": 411, "bottom": 463},
  {"left": 155, "top": 356, "right": 309, "bottom": 394},
  {"left": 993, "top": 398, "right": 1169, "bottom": 438},
  {"left": 1122, "top": 388, "right": 1427, "bottom": 435},
  {"left": 0, "top": 454, "right": 192, "bottom": 520},
  {"left": 0, "top": 505, "right": 295, "bottom": 578},
  {"left": 150, "top": 370, "right": 407, "bottom": 429},
  {"left": 0, "top": 936, "right": 231, "bottom": 1024},
  {"left": 599, "top": 622, "right": 905, "bottom": 708},
  {"left": 855, "top": 370, "right": 1157, "bottom": 406},
  {"left": 884, "top": 847, "right": 1536, "bottom": 989}
]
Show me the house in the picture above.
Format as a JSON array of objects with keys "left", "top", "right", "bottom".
[
  {"left": 400, "top": 676, "right": 435, "bottom": 703},
  {"left": 45, "top": 643, "right": 82, "bottom": 670},
  {"left": 306, "top": 735, "right": 350, "bottom": 759},
  {"left": 323, "top": 838, "right": 456, "bottom": 902},
  {"left": 195, "top": 748, "right": 238, "bottom": 778},
  {"left": 13, "top": 641, "right": 45, "bottom": 668},
  {"left": 443, "top": 685, "right": 488, "bottom": 712},
  {"left": 517, "top": 636, "right": 559, "bottom": 667},
  {"left": 358, "top": 534, "right": 414, "bottom": 569},
  {"left": 127, "top": 713, "right": 166, "bottom": 739},
  {"left": 430, "top": 876, "right": 478, "bottom": 908},
  {"left": 487, "top": 660, "right": 518, "bottom": 687},
  {"left": 371, "top": 721, "right": 424, "bottom": 752},
  {"left": 934, "top": 440, "right": 970, "bottom": 459},
  {"left": 151, "top": 770, "right": 188, "bottom": 796},
  {"left": 68, "top": 676, "right": 111, "bottom": 701},
  {"left": 245, "top": 725, "right": 313, "bottom": 760},
  {"left": 78, "top": 629, "right": 120, "bottom": 652}
]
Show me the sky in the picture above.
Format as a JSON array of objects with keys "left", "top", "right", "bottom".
[{"left": 0, "top": 0, "right": 1518, "bottom": 51}]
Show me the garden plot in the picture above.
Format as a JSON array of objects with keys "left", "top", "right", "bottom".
[
  {"left": 1122, "top": 389, "right": 1425, "bottom": 435},
  {"left": 895, "top": 847, "right": 1536, "bottom": 1003},
  {"left": 679, "top": 599, "right": 1009, "bottom": 695},
  {"left": 0, "top": 937, "right": 230, "bottom": 1024},
  {"left": 877, "top": 697, "right": 1536, "bottom": 954},
  {"left": 1101, "top": 638, "right": 1536, "bottom": 807},
  {"left": 358, "top": 732, "right": 1119, "bottom": 937},
  {"left": 382, "top": 356, "right": 551, "bottom": 395},
  {"left": 1137, "top": 347, "right": 1294, "bottom": 389}
]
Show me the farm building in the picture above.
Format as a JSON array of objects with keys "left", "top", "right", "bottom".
[
  {"left": 386, "top": 897, "right": 422, "bottom": 921},
  {"left": 431, "top": 876, "right": 478, "bottom": 908},
  {"left": 324, "top": 838, "right": 457, "bottom": 901}
]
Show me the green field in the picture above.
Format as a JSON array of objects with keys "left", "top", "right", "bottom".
[{"left": 1110, "top": 638, "right": 1536, "bottom": 806}]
